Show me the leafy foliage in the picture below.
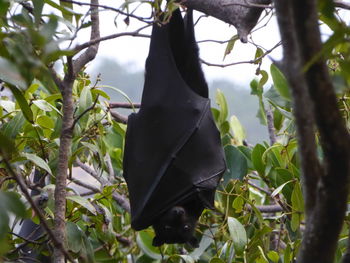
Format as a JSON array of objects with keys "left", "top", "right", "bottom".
[{"left": 0, "top": 0, "right": 349, "bottom": 262}]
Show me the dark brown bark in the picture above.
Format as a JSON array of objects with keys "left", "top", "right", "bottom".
[{"left": 274, "top": 1, "right": 350, "bottom": 262}]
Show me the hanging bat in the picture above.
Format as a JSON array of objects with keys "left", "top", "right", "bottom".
[{"left": 123, "top": 7, "right": 226, "bottom": 247}]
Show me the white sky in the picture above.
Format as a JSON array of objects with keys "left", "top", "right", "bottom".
[
  {"left": 35, "top": 0, "right": 350, "bottom": 89},
  {"left": 69, "top": 0, "right": 283, "bottom": 87}
]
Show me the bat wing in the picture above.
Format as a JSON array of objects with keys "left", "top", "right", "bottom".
[{"left": 123, "top": 9, "right": 226, "bottom": 230}]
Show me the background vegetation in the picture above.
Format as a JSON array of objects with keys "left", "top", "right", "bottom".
[{"left": 0, "top": 0, "right": 349, "bottom": 262}]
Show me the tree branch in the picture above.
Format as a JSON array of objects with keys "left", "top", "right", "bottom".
[
  {"left": 75, "top": 159, "right": 130, "bottom": 212},
  {"left": 53, "top": 1, "right": 101, "bottom": 262},
  {"left": 72, "top": 0, "right": 101, "bottom": 77},
  {"left": 180, "top": 0, "right": 271, "bottom": 42},
  {"left": 274, "top": 0, "right": 350, "bottom": 262}
]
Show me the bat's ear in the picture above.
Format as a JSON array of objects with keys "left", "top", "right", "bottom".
[
  {"left": 152, "top": 235, "right": 164, "bottom": 247},
  {"left": 187, "top": 236, "right": 199, "bottom": 248}
]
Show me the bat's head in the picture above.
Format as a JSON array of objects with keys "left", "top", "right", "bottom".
[{"left": 152, "top": 205, "right": 199, "bottom": 248}]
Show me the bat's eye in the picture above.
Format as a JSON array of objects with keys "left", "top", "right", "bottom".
[
  {"left": 164, "top": 225, "right": 172, "bottom": 231},
  {"left": 183, "top": 225, "right": 190, "bottom": 231}
]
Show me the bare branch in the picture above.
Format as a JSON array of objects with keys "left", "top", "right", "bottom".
[
  {"left": 335, "top": 0, "right": 350, "bottom": 10},
  {"left": 75, "top": 159, "right": 130, "bottom": 212},
  {"left": 69, "top": 177, "right": 101, "bottom": 192},
  {"left": 110, "top": 111, "right": 128, "bottom": 124},
  {"left": 109, "top": 102, "right": 141, "bottom": 109},
  {"left": 254, "top": 204, "right": 283, "bottom": 213},
  {"left": 112, "top": 192, "right": 131, "bottom": 212},
  {"left": 60, "top": 0, "right": 152, "bottom": 23},
  {"left": 222, "top": 0, "right": 272, "bottom": 8},
  {"left": 74, "top": 25, "right": 150, "bottom": 52}
]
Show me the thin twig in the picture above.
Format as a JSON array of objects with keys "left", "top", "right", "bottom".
[
  {"left": 69, "top": 177, "right": 101, "bottom": 192},
  {"left": 201, "top": 41, "right": 281, "bottom": 68},
  {"left": 75, "top": 27, "right": 150, "bottom": 52},
  {"left": 59, "top": 0, "right": 153, "bottom": 23},
  {"left": 72, "top": 96, "right": 99, "bottom": 128},
  {"left": 109, "top": 102, "right": 141, "bottom": 109},
  {"left": 222, "top": 0, "right": 272, "bottom": 8}
]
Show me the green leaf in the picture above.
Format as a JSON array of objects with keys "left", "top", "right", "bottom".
[
  {"left": 0, "top": 0, "right": 10, "bottom": 17},
  {"left": 190, "top": 228, "right": 216, "bottom": 260},
  {"left": 91, "top": 88, "right": 110, "bottom": 100},
  {"left": 270, "top": 64, "right": 291, "bottom": 101},
  {"left": 101, "top": 85, "right": 135, "bottom": 112},
  {"left": 2, "top": 191, "right": 27, "bottom": 218},
  {"left": 66, "top": 221, "right": 83, "bottom": 253},
  {"left": 0, "top": 100, "right": 15, "bottom": 113},
  {"left": 291, "top": 182, "right": 304, "bottom": 231},
  {"left": 77, "top": 86, "right": 92, "bottom": 127},
  {"left": 9, "top": 86, "right": 33, "bottom": 123},
  {"left": 2, "top": 112, "right": 25, "bottom": 139},
  {"left": 66, "top": 195, "right": 97, "bottom": 215},
  {"left": 59, "top": 0, "right": 73, "bottom": 23},
  {"left": 0, "top": 58, "right": 26, "bottom": 89},
  {"left": 81, "top": 232, "right": 94, "bottom": 262},
  {"left": 23, "top": 153, "right": 52, "bottom": 175},
  {"left": 223, "top": 145, "right": 248, "bottom": 182},
  {"left": 33, "top": 99, "right": 53, "bottom": 111},
  {"left": 215, "top": 89, "right": 228, "bottom": 124},
  {"left": 232, "top": 196, "right": 244, "bottom": 213},
  {"left": 251, "top": 144, "right": 266, "bottom": 177},
  {"left": 210, "top": 258, "right": 225, "bottom": 263},
  {"left": 291, "top": 211, "right": 300, "bottom": 232},
  {"left": 271, "top": 180, "right": 294, "bottom": 198},
  {"left": 223, "top": 35, "right": 238, "bottom": 60},
  {"left": 267, "top": 251, "right": 279, "bottom": 263},
  {"left": 254, "top": 47, "right": 264, "bottom": 64},
  {"left": 37, "top": 115, "right": 55, "bottom": 129},
  {"left": 81, "top": 142, "right": 99, "bottom": 154},
  {"left": 256, "top": 246, "right": 269, "bottom": 263},
  {"left": 258, "top": 70, "right": 269, "bottom": 89},
  {"left": 0, "top": 131, "right": 16, "bottom": 157},
  {"left": 169, "top": 255, "right": 194, "bottom": 263},
  {"left": 230, "top": 115, "right": 246, "bottom": 144},
  {"left": 32, "top": 0, "right": 44, "bottom": 25},
  {"left": 227, "top": 217, "right": 247, "bottom": 255},
  {"left": 291, "top": 182, "right": 304, "bottom": 213},
  {"left": 136, "top": 230, "right": 162, "bottom": 260},
  {"left": 284, "top": 244, "right": 292, "bottom": 263}
]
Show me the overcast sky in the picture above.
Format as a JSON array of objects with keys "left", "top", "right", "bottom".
[{"left": 69, "top": 0, "right": 283, "bottom": 87}]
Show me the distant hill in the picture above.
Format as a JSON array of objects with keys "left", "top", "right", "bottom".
[{"left": 90, "top": 58, "right": 268, "bottom": 144}]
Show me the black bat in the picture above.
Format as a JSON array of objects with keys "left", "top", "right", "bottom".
[{"left": 123, "top": 7, "right": 226, "bottom": 247}]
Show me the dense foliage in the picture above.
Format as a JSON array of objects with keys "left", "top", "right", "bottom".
[{"left": 0, "top": 0, "right": 349, "bottom": 262}]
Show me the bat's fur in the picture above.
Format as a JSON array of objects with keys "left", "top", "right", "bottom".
[{"left": 152, "top": 198, "right": 203, "bottom": 247}]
